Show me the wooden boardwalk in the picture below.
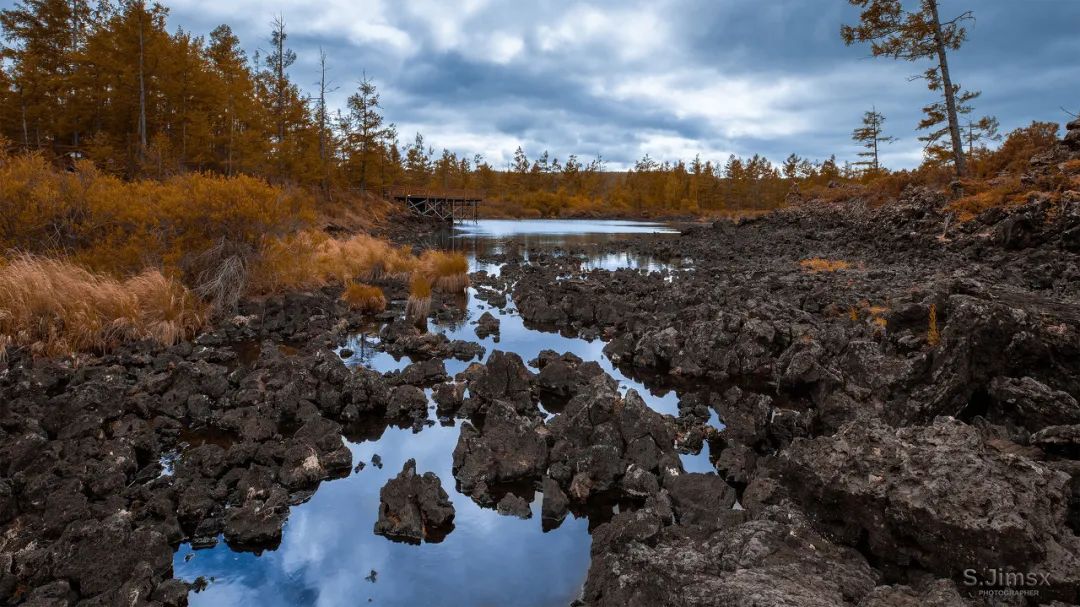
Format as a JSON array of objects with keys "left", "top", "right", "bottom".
[{"left": 384, "top": 187, "right": 482, "bottom": 222}]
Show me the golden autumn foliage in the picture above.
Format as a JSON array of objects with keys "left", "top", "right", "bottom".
[
  {"left": 948, "top": 177, "right": 1026, "bottom": 221},
  {"left": 0, "top": 157, "right": 468, "bottom": 356},
  {"left": 0, "top": 152, "right": 314, "bottom": 275},
  {"left": 800, "top": 258, "right": 852, "bottom": 273},
  {"left": 0, "top": 254, "right": 205, "bottom": 357},
  {"left": 341, "top": 283, "right": 387, "bottom": 314}
]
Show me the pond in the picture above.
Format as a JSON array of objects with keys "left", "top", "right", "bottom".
[{"left": 175, "top": 219, "right": 720, "bottom": 607}]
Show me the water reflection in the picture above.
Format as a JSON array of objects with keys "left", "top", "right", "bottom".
[
  {"left": 439, "top": 219, "right": 681, "bottom": 272},
  {"left": 177, "top": 418, "right": 592, "bottom": 607},
  {"left": 176, "top": 219, "right": 716, "bottom": 607}
]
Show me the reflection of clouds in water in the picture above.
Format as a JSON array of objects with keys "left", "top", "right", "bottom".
[
  {"left": 178, "top": 221, "right": 700, "bottom": 606},
  {"left": 433, "top": 285, "right": 681, "bottom": 417},
  {"left": 180, "top": 421, "right": 593, "bottom": 606}
]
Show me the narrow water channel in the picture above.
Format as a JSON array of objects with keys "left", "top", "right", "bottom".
[{"left": 175, "top": 220, "right": 721, "bottom": 606}]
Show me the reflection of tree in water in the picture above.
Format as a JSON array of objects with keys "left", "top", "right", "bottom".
[{"left": 347, "top": 332, "right": 380, "bottom": 367}]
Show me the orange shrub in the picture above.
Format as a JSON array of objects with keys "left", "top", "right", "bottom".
[
  {"left": 948, "top": 177, "right": 1028, "bottom": 221},
  {"left": 0, "top": 153, "right": 315, "bottom": 276}
]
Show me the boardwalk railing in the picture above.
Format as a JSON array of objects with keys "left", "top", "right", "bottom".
[{"left": 383, "top": 187, "right": 483, "bottom": 222}]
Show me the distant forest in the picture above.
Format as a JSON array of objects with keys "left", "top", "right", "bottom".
[{"left": 0, "top": 1, "right": 1065, "bottom": 217}]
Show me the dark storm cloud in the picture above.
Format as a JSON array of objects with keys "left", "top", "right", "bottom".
[{"left": 6, "top": 0, "right": 1074, "bottom": 169}]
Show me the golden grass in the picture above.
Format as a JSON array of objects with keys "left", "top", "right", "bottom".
[
  {"left": 341, "top": 282, "right": 387, "bottom": 314},
  {"left": 248, "top": 231, "right": 419, "bottom": 294},
  {"left": 405, "top": 274, "right": 433, "bottom": 322},
  {"left": 948, "top": 177, "right": 1026, "bottom": 222},
  {"left": 0, "top": 254, "right": 205, "bottom": 357},
  {"left": 927, "top": 304, "right": 940, "bottom": 346},
  {"left": 420, "top": 250, "right": 470, "bottom": 293},
  {"left": 800, "top": 258, "right": 852, "bottom": 273}
]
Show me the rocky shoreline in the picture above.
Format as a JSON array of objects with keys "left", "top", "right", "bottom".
[{"left": 2, "top": 130, "right": 1080, "bottom": 606}]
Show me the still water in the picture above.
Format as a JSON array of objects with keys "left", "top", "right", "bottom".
[{"left": 175, "top": 220, "right": 717, "bottom": 607}]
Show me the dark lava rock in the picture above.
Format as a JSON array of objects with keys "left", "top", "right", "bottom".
[
  {"left": 988, "top": 376, "right": 1080, "bottom": 432},
  {"left": 374, "top": 459, "right": 455, "bottom": 544},
  {"left": 397, "top": 358, "right": 450, "bottom": 386},
  {"left": 475, "top": 311, "right": 501, "bottom": 339},
  {"left": 386, "top": 385, "right": 429, "bottom": 421},
  {"left": 449, "top": 339, "right": 485, "bottom": 361},
  {"left": 541, "top": 475, "right": 570, "bottom": 527},
  {"left": 1032, "top": 424, "right": 1080, "bottom": 457},
  {"left": 496, "top": 493, "right": 533, "bottom": 519},
  {"left": 452, "top": 400, "right": 549, "bottom": 506},
  {"left": 581, "top": 503, "right": 876, "bottom": 607},
  {"left": 432, "top": 381, "right": 467, "bottom": 415},
  {"left": 779, "top": 416, "right": 1080, "bottom": 595},
  {"left": 535, "top": 353, "right": 604, "bottom": 402},
  {"left": 458, "top": 350, "right": 538, "bottom": 417},
  {"left": 546, "top": 375, "right": 679, "bottom": 505},
  {"left": 223, "top": 485, "right": 290, "bottom": 551},
  {"left": 664, "top": 471, "right": 738, "bottom": 530}
]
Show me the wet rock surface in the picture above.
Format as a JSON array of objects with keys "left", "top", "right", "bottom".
[{"left": 374, "top": 459, "right": 455, "bottom": 544}]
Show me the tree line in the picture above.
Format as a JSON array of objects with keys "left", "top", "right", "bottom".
[{"left": 0, "top": 0, "right": 1049, "bottom": 218}]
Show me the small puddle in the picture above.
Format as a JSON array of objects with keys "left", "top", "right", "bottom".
[{"left": 175, "top": 219, "right": 722, "bottom": 606}]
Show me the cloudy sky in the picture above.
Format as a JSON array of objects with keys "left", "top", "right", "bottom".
[{"left": 24, "top": 0, "right": 1080, "bottom": 169}]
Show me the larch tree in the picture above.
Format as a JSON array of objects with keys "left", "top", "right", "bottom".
[
  {"left": 207, "top": 23, "right": 260, "bottom": 175},
  {"left": 842, "top": 0, "right": 976, "bottom": 177},
  {"left": 782, "top": 153, "right": 801, "bottom": 180},
  {"left": 0, "top": 0, "right": 94, "bottom": 149},
  {"left": 345, "top": 73, "right": 389, "bottom": 191},
  {"left": 852, "top": 107, "right": 896, "bottom": 173},
  {"left": 314, "top": 47, "right": 338, "bottom": 193},
  {"left": 962, "top": 115, "right": 1001, "bottom": 156},
  {"left": 404, "top": 132, "right": 431, "bottom": 187},
  {"left": 261, "top": 14, "right": 297, "bottom": 180}
]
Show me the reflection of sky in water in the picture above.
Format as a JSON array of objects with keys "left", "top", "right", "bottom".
[
  {"left": 176, "top": 220, "right": 720, "bottom": 606},
  {"left": 177, "top": 418, "right": 592, "bottom": 607},
  {"left": 453, "top": 219, "right": 679, "bottom": 238}
]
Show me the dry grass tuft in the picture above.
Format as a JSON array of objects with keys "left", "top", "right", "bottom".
[
  {"left": 341, "top": 282, "right": 387, "bottom": 314},
  {"left": 0, "top": 254, "right": 205, "bottom": 357},
  {"left": 927, "top": 304, "right": 941, "bottom": 346},
  {"left": 405, "top": 274, "right": 433, "bottom": 322},
  {"left": 421, "top": 251, "right": 470, "bottom": 293},
  {"left": 800, "top": 258, "right": 852, "bottom": 273}
]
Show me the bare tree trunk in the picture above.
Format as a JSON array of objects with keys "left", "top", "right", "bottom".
[
  {"left": 227, "top": 110, "right": 234, "bottom": 176},
  {"left": 317, "top": 49, "right": 330, "bottom": 195},
  {"left": 927, "top": 0, "right": 966, "bottom": 178},
  {"left": 71, "top": 0, "right": 80, "bottom": 148},
  {"left": 137, "top": 2, "right": 148, "bottom": 154},
  {"left": 20, "top": 98, "right": 29, "bottom": 149}
]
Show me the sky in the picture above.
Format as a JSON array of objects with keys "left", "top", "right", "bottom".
[{"left": 7, "top": 0, "right": 1080, "bottom": 170}]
